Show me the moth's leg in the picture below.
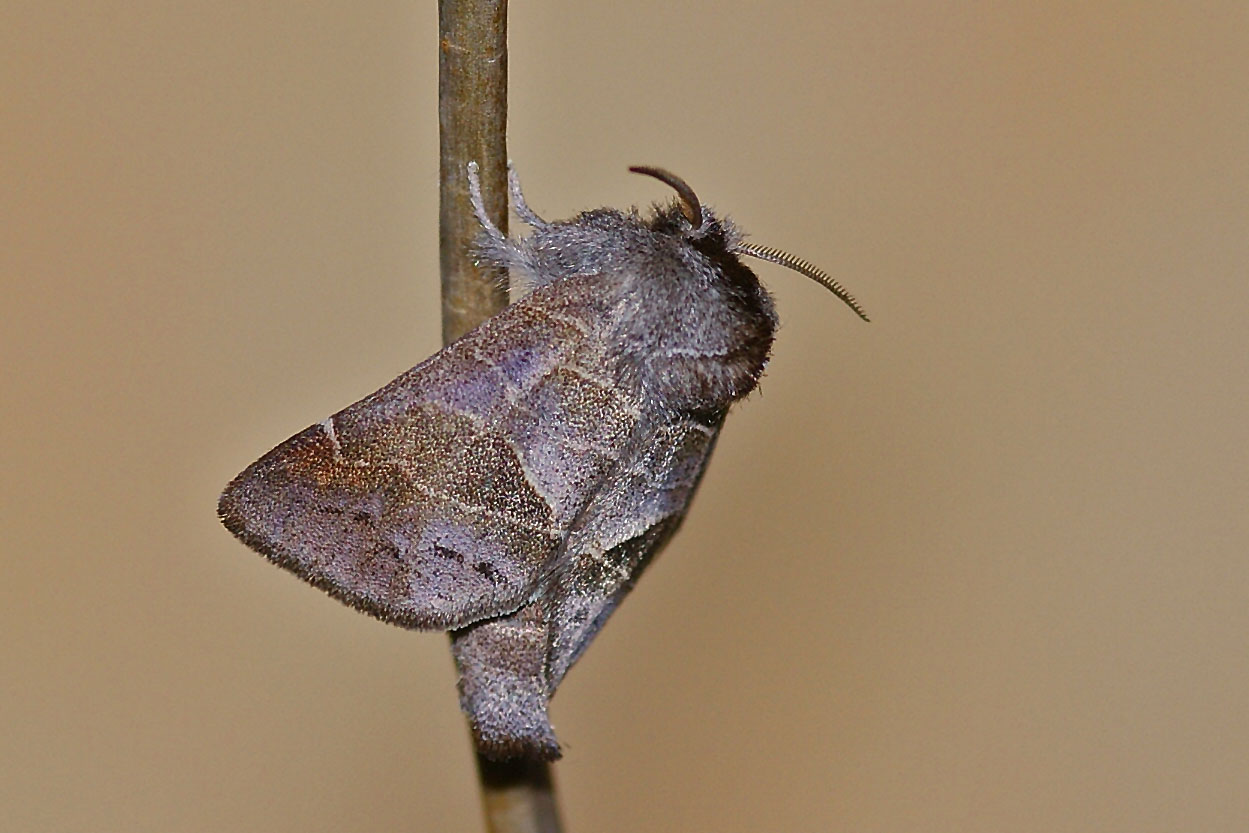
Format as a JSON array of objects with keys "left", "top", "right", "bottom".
[
  {"left": 507, "top": 161, "right": 548, "bottom": 228},
  {"left": 451, "top": 600, "right": 561, "bottom": 761},
  {"left": 466, "top": 161, "right": 541, "bottom": 280},
  {"left": 466, "top": 160, "right": 507, "bottom": 244}
]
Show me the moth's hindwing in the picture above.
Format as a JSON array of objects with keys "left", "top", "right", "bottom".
[
  {"left": 218, "top": 273, "right": 633, "bottom": 631},
  {"left": 452, "top": 409, "right": 725, "bottom": 760},
  {"left": 545, "top": 411, "right": 725, "bottom": 685}
]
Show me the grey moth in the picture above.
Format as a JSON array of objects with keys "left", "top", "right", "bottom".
[{"left": 219, "top": 162, "right": 867, "bottom": 760}]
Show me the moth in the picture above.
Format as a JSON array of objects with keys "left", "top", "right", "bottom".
[{"left": 219, "top": 162, "right": 868, "bottom": 760}]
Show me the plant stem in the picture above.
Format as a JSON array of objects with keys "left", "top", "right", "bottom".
[
  {"left": 437, "top": 2, "right": 563, "bottom": 831},
  {"left": 439, "top": 0, "right": 509, "bottom": 343},
  {"left": 474, "top": 757, "right": 563, "bottom": 833}
]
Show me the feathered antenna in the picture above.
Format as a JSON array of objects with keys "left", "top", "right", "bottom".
[{"left": 737, "top": 242, "right": 870, "bottom": 322}]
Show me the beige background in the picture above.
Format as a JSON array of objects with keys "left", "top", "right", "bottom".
[{"left": 4, "top": 2, "right": 1247, "bottom": 831}]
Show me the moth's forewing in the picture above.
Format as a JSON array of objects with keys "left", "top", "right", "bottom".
[{"left": 218, "top": 275, "right": 630, "bottom": 632}]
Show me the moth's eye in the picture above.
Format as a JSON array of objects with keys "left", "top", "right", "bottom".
[{"left": 688, "top": 215, "right": 717, "bottom": 241}]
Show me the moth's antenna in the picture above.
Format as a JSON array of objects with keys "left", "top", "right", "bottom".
[
  {"left": 738, "top": 242, "right": 871, "bottom": 322},
  {"left": 629, "top": 166, "right": 703, "bottom": 229}
]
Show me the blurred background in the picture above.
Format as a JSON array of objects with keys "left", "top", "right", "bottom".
[{"left": 4, "top": 2, "right": 1247, "bottom": 830}]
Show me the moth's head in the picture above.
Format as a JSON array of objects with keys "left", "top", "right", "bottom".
[{"left": 629, "top": 166, "right": 870, "bottom": 322}]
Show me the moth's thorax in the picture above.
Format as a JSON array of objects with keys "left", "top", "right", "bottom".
[
  {"left": 608, "top": 204, "right": 778, "bottom": 413},
  {"left": 483, "top": 201, "right": 778, "bottom": 415}
]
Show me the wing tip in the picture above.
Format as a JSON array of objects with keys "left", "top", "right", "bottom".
[{"left": 218, "top": 461, "right": 527, "bottom": 634}]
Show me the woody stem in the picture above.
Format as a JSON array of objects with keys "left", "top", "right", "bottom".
[
  {"left": 437, "top": 2, "right": 563, "bottom": 832},
  {"left": 439, "top": 0, "right": 510, "bottom": 343}
]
